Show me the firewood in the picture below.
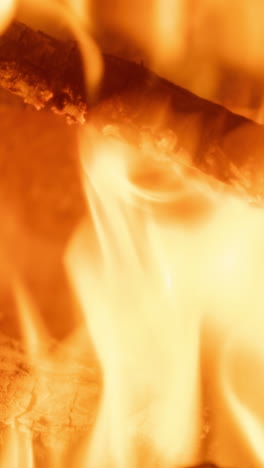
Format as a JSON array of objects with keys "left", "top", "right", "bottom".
[
  {"left": 1, "top": 21, "right": 264, "bottom": 203},
  {"left": 86, "top": 84, "right": 264, "bottom": 204},
  {"left": 0, "top": 20, "right": 155, "bottom": 124}
]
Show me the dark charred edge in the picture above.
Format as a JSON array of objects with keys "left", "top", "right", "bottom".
[
  {"left": 0, "top": 21, "right": 86, "bottom": 123},
  {"left": 0, "top": 20, "right": 168, "bottom": 123},
  {"left": 0, "top": 20, "right": 242, "bottom": 124}
]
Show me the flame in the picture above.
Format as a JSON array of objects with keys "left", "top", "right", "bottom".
[
  {"left": 65, "top": 127, "right": 204, "bottom": 467},
  {"left": 16, "top": 0, "right": 103, "bottom": 94},
  {"left": 63, "top": 126, "right": 227, "bottom": 467},
  {"left": 0, "top": 0, "right": 17, "bottom": 33},
  {"left": 6, "top": 121, "right": 264, "bottom": 467},
  {"left": 152, "top": 0, "right": 185, "bottom": 66},
  {"left": 13, "top": 279, "right": 50, "bottom": 358},
  {"left": 7, "top": 275, "right": 100, "bottom": 468},
  {"left": 0, "top": 428, "right": 34, "bottom": 468},
  {"left": 62, "top": 122, "right": 264, "bottom": 468},
  {"left": 2, "top": 1, "right": 264, "bottom": 467}
]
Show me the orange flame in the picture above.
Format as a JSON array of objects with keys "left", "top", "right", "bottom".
[
  {"left": 0, "top": 428, "right": 34, "bottom": 468},
  {"left": 2, "top": 1, "right": 264, "bottom": 467},
  {"left": 63, "top": 121, "right": 264, "bottom": 468},
  {"left": 0, "top": 0, "right": 17, "bottom": 33},
  {"left": 65, "top": 129, "right": 203, "bottom": 467}
]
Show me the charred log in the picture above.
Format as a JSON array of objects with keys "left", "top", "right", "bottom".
[
  {"left": 1, "top": 21, "right": 264, "bottom": 202},
  {"left": 0, "top": 20, "right": 162, "bottom": 124}
]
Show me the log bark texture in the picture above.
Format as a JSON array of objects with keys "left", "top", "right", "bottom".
[
  {"left": 0, "top": 20, "right": 157, "bottom": 124},
  {"left": 1, "top": 21, "right": 264, "bottom": 203}
]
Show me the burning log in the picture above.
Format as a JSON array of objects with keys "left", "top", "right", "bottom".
[
  {"left": 0, "top": 20, "right": 155, "bottom": 124},
  {"left": 1, "top": 21, "right": 264, "bottom": 203}
]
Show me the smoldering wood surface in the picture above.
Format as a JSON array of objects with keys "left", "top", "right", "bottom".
[
  {"left": 87, "top": 83, "right": 264, "bottom": 204},
  {"left": 1, "top": 21, "right": 264, "bottom": 203},
  {"left": 0, "top": 20, "right": 156, "bottom": 124}
]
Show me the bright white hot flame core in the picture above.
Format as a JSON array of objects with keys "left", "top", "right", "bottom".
[
  {"left": 0, "top": 0, "right": 17, "bottom": 33},
  {"left": 65, "top": 125, "right": 264, "bottom": 468},
  {"left": 66, "top": 128, "right": 204, "bottom": 467}
]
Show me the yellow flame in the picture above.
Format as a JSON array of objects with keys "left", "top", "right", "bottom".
[
  {"left": 152, "top": 0, "right": 185, "bottom": 65},
  {"left": 62, "top": 0, "right": 103, "bottom": 95},
  {"left": 0, "top": 0, "right": 17, "bottom": 33},
  {"left": 0, "top": 428, "right": 34, "bottom": 468},
  {"left": 13, "top": 278, "right": 50, "bottom": 358},
  {"left": 63, "top": 123, "right": 264, "bottom": 467},
  {"left": 3, "top": 1, "right": 264, "bottom": 466},
  {"left": 220, "top": 303, "right": 264, "bottom": 465},
  {"left": 19, "top": 0, "right": 103, "bottom": 94},
  {"left": 65, "top": 127, "right": 224, "bottom": 467}
]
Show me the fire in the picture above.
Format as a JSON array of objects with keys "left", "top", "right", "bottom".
[
  {"left": 65, "top": 124, "right": 264, "bottom": 468},
  {"left": 0, "top": 0, "right": 17, "bottom": 33},
  {"left": 1, "top": 0, "right": 264, "bottom": 467},
  {"left": 0, "top": 428, "right": 34, "bottom": 468},
  {"left": 65, "top": 127, "right": 206, "bottom": 467},
  {"left": 152, "top": 0, "right": 185, "bottom": 66},
  {"left": 16, "top": 0, "right": 103, "bottom": 94}
]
